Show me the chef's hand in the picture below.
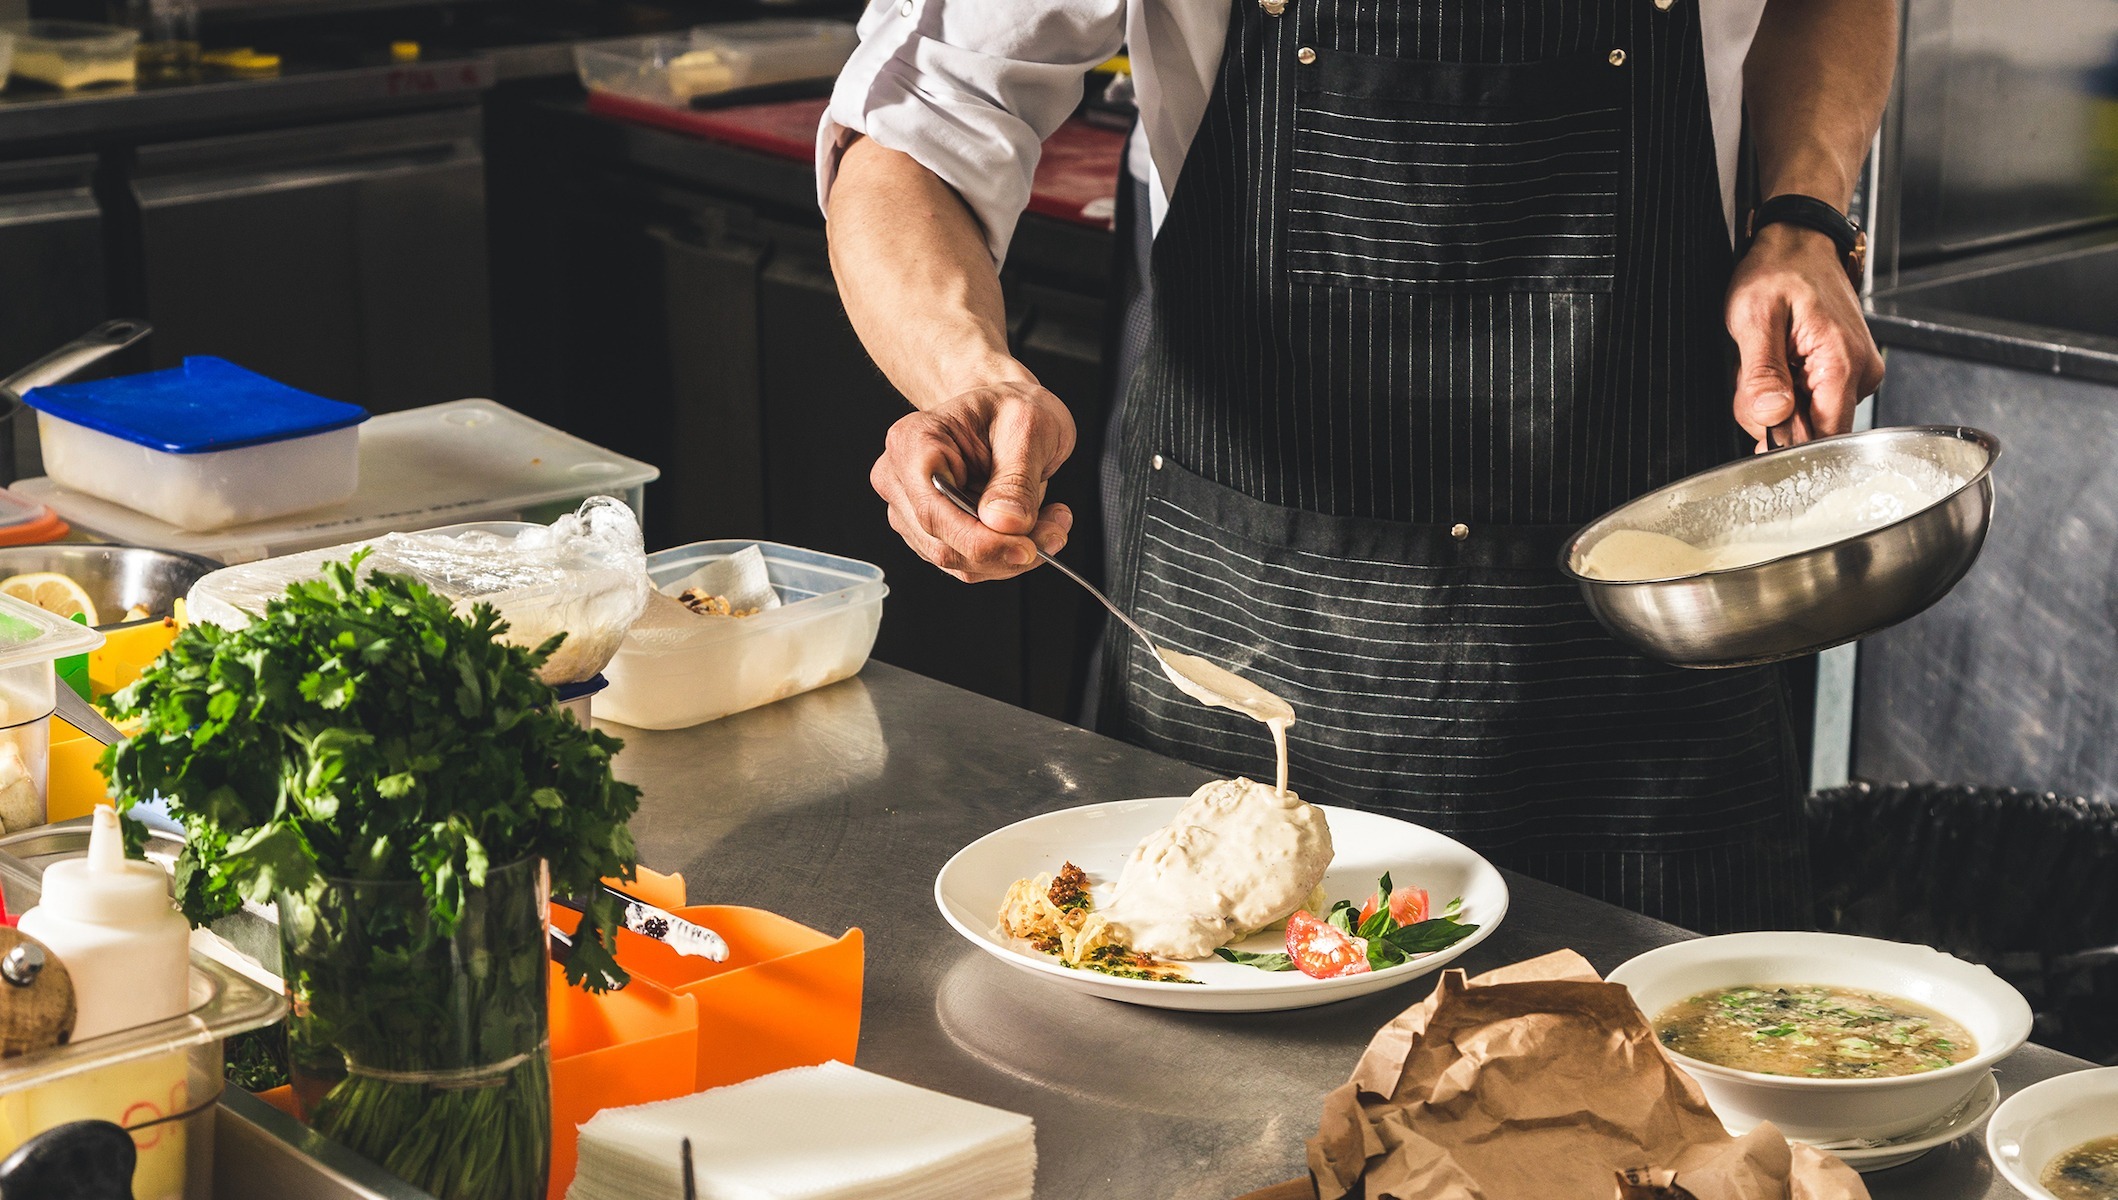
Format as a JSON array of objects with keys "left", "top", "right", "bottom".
[
  {"left": 1726, "top": 223, "right": 1885, "bottom": 451},
  {"left": 871, "top": 381, "right": 1076, "bottom": 583}
]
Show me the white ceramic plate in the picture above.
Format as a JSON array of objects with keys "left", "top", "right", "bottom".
[
  {"left": 1798, "top": 1071, "right": 2000, "bottom": 1173},
  {"left": 933, "top": 797, "right": 1509, "bottom": 1012},
  {"left": 1986, "top": 1066, "right": 2118, "bottom": 1200}
]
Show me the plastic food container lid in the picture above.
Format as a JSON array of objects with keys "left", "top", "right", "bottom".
[
  {"left": 0, "top": 591, "right": 103, "bottom": 670},
  {"left": 12, "top": 399, "right": 660, "bottom": 565},
  {"left": 23, "top": 357, "right": 368, "bottom": 454},
  {"left": 0, "top": 489, "right": 66, "bottom": 547}
]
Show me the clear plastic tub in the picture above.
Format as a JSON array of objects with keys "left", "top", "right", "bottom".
[
  {"left": 25, "top": 357, "right": 368, "bottom": 533},
  {"left": 0, "top": 594, "right": 102, "bottom": 836},
  {"left": 7, "top": 19, "right": 138, "bottom": 89},
  {"left": 573, "top": 21, "right": 858, "bottom": 108},
  {"left": 13, "top": 399, "right": 660, "bottom": 565},
  {"left": 184, "top": 505, "right": 651, "bottom": 687},
  {"left": 597, "top": 541, "right": 886, "bottom": 731},
  {"left": 0, "top": 839, "right": 286, "bottom": 1200}
]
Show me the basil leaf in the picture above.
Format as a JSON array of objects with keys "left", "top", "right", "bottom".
[
  {"left": 1215, "top": 947, "right": 1295, "bottom": 972},
  {"left": 1380, "top": 917, "right": 1481, "bottom": 957},
  {"left": 1356, "top": 906, "right": 1396, "bottom": 940},
  {"left": 1366, "top": 939, "right": 1411, "bottom": 970},
  {"left": 1326, "top": 901, "right": 1358, "bottom": 936}
]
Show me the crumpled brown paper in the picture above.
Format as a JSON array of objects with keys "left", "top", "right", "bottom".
[{"left": 1235, "top": 951, "right": 1870, "bottom": 1200}]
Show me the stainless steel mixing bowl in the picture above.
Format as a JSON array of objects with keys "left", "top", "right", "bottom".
[
  {"left": 1560, "top": 426, "right": 1999, "bottom": 668},
  {"left": 0, "top": 544, "right": 219, "bottom": 630}
]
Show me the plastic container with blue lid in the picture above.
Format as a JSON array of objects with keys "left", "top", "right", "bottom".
[{"left": 24, "top": 357, "right": 369, "bottom": 534}]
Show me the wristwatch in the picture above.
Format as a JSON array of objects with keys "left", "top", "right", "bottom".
[{"left": 1747, "top": 194, "right": 1867, "bottom": 287}]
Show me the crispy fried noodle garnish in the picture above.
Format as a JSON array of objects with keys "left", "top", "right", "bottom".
[{"left": 999, "top": 861, "right": 1123, "bottom": 966}]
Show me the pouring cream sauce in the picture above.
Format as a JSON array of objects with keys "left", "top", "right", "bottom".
[{"left": 1156, "top": 650, "right": 1296, "bottom": 793}]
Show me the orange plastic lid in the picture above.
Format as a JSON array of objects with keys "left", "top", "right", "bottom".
[{"left": 0, "top": 489, "right": 67, "bottom": 546}]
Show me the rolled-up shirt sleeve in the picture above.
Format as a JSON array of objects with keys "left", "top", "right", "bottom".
[{"left": 818, "top": 0, "right": 1126, "bottom": 264}]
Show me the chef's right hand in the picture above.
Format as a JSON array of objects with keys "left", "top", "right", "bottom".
[{"left": 871, "top": 381, "right": 1076, "bottom": 583}]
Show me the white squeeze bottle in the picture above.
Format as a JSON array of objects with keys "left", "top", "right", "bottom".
[
  {"left": 13, "top": 804, "right": 194, "bottom": 1200},
  {"left": 18, "top": 804, "right": 189, "bottom": 1038}
]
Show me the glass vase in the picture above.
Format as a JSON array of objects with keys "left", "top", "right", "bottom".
[{"left": 278, "top": 856, "right": 551, "bottom": 1200}]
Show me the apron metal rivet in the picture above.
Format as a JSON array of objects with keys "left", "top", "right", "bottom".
[
  {"left": 1152, "top": 454, "right": 1165, "bottom": 470},
  {"left": 1260, "top": 0, "right": 1286, "bottom": 14},
  {"left": 1451, "top": 523, "right": 1470, "bottom": 541},
  {"left": 1297, "top": 47, "right": 1317, "bottom": 65},
  {"left": 1608, "top": 48, "right": 1627, "bottom": 66}
]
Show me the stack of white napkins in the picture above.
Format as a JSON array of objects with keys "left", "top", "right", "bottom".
[{"left": 566, "top": 1061, "right": 1036, "bottom": 1200}]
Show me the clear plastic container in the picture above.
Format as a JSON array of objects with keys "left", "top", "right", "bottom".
[
  {"left": 0, "top": 840, "right": 286, "bottom": 1200},
  {"left": 184, "top": 505, "right": 651, "bottom": 687},
  {"left": 573, "top": 21, "right": 858, "bottom": 108},
  {"left": 0, "top": 594, "right": 102, "bottom": 836},
  {"left": 25, "top": 357, "right": 368, "bottom": 533},
  {"left": 597, "top": 541, "right": 886, "bottom": 731},
  {"left": 14, "top": 399, "right": 661, "bottom": 565},
  {"left": 7, "top": 19, "right": 139, "bottom": 89}
]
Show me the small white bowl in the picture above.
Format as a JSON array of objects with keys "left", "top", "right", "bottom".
[
  {"left": 1607, "top": 932, "right": 2032, "bottom": 1143},
  {"left": 1986, "top": 1066, "right": 2118, "bottom": 1200}
]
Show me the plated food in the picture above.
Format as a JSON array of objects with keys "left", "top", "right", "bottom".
[
  {"left": 937, "top": 793, "right": 1507, "bottom": 1013},
  {"left": 1988, "top": 1067, "right": 2118, "bottom": 1200},
  {"left": 1609, "top": 932, "right": 2032, "bottom": 1146},
  {"left": 995, "top": 777, "right": 1481, "bottom": 991},
  {"left": 1652, "top": 984, "right": 1976, "bottom": 1079}
]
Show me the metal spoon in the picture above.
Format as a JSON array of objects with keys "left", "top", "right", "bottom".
[{"left": 929, "top": 473, "right": 1162, "bottom": 654}]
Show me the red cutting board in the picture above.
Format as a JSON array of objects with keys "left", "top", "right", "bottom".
[{"left": 586, "top": 91, "right": 1124, "bottom": 231}]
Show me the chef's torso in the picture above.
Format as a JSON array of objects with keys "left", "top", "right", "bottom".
[{"left": 1100, "top": 0, "right": 1809, "bottom": 935}]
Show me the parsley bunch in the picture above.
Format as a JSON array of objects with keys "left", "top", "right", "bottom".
[{"left": 102, "top": 553, "right": 641, "bottom": 992}]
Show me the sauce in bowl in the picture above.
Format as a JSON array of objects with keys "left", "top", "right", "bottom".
[
  {"left": 1652, "top": 984, "right": 1976, "bottom": 1079},
  {"left": 2044, "top": 1135, "right": 2118, "bottom": 1200}
]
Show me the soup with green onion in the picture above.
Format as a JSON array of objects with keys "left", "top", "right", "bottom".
[
  {"left": 2044, "top": 1135, "right": 2118, "bottom": 1200},
  {"left": 1651, "top": 985, "right": 1976, "bottom": 1079}
]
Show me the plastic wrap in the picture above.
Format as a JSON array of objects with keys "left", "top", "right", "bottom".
[{"left": 186, "top": 497, "right": 650, "bottom": 684}]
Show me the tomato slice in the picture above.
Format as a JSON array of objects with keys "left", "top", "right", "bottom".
[
  {"left": 1357, "top": 886, "right": 1430, "bottom": 928},
  {"left": 1285, "top": 911, "right": 1372, "bottom": 979}
]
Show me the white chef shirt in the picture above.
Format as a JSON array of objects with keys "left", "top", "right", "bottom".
[{"left": 818, "top": 1, "right": 1767, "bottom": 265}]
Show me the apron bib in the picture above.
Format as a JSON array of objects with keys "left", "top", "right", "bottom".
[{"left": 1102, "top": 0, "right": 1808, "bottom": 933}]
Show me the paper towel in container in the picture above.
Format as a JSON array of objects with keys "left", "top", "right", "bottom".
[{"left": 185, "top": 496, "right": 651, "bottom": 684}]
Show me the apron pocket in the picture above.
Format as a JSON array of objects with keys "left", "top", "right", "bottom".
[{"left": 1288, "top": 49, "right": 1627, "bottom": 294}]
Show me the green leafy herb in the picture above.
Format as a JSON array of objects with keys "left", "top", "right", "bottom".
[
  {"left": 1223, "top": 873, "right": 1481, "bottom": 976},
  {"left": 101, "top": 558, "right": 644, "bottom": 1200},
  {"left": 102, "top": 554, "right": 640, "bottom": 991},
  {"left": 1214, "top": 947, "right": 1295, "bottom": 972}
]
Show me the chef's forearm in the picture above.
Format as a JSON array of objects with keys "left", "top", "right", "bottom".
[
  {"left": 1743, "top": 0, "right": 1898, "bottom": 209},
  {"left": 827, "top": 136, "right": 1038, "bottom": 411}
]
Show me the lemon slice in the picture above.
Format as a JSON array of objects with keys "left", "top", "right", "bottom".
[{"left": 0, "top": 572, "right": 98, "bottom": 626}]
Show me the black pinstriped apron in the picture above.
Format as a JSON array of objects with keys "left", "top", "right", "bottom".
[{"left": 1100, "top": 0, "right": 1808, "bottom": 933}]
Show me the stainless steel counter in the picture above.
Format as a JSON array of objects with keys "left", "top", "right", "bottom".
[{"left": 606, "top": 661, "right": 2085, "bottom": 1200}]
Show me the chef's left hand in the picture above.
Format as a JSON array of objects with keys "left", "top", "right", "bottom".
[{"left": 1726, "top": 223, "right": 1885, "bottom": 451}]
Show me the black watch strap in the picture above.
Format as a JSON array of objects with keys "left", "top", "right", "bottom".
[{"left": 1747, "top": 194, "right": 1867, "bottom": 286}]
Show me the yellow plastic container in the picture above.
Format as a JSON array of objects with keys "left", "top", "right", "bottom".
[{"left": 48, "top": 618, "right": 176, "bottom": 822}]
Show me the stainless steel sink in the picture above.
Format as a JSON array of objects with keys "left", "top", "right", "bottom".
[
  {"left": 216, "top": 1088, "right": 438, "bottom": 1200},
  {"left": 1870, "top": 228, "right": 2118, "bottom": 381}
]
